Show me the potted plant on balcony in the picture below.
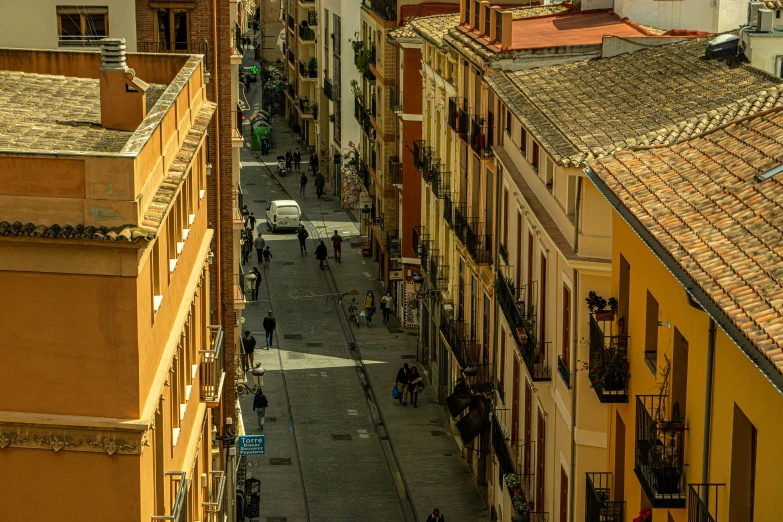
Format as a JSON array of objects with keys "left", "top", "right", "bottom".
[
  {"left": 649, "top": 445, "right": 682, "bottom": 495},
  {"left": 582, "top": 348, "right": 630, "bottom": 393},
  {"left": 504, "top": 474, "right": 530, "bottom": 522},
  {"left": 307, "top": 56, "right": 317, "bottom": 77},
  {"left": 586, "top": 291, "right": 618, "bottom": 322},
  {"left": 658, "top": 414, "right": 685, "bottom": 432},
  {"left": 633, "top": 509, "right": 652, "bottom": 522},
  {"left": 515, "top": 327, "right": 529, "bottom": 345}
]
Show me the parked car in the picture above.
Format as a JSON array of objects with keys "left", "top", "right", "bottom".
[{"left": 266, "top": 200, "right": 302, "bottom": 232}]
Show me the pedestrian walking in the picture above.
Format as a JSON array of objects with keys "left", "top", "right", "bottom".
[
  {"left": 381, "top": 291, "right": 394, "bottom": 324},
  {"left": 293, "top": 122, "right": 301, "bottom": 143},
  {"left": 315, "top": 240, "right": 328, "bottom": 269},
  {"left": 395, "top": 363, "right": 410, "bottom": 406},
  {"left": 248, "top": 267, "right": 262, "bottom": 300},
  {"left": 247, "top": 212, "right": 257, "bottom": 231},
  {"left": 299, "top": 172, "right": 308, "bottom": 197},
  {"left": 242, "top": 73, "right": 250, "bottom": 92},
  {"left": 314, "top": 173, "right": 325, "bottom": 199},
  {"left": 293, "top": 148, "right": 301, "bottom": 171},
  {"left": 262, "top": 310, "right": 276, "bottom": 348},
  {"left": 297, "top": 225, "right": 309, "bottom": 255},
  {"left": 241, "top": 231, "right": 252, "bottom": 265},
  {"left": 331, "top": 230, "right": 342, "bottom": 263},
  {"left": 363, "top": 290, "right": 376, "bottom": 326},
  {"left": 254, "top": 234, "right": 266, "bottom": 264},
  {"left": 241, "top": 331, "right": 257, "bottom": 372},
  {"left": 309, "top": 152, "right": 318, "bottom": 175},
  {"left": 426, "top": 508, "right": 444, "bottom": 522},
  {"left": 262, "top": 245, "right": 273, "bottom": 268},
  {"left": 253, "top": 390, "right": 268, "bottom": 431},
  {"left": 409, "top": 366, "right": 423, "bottom": 407},
  {"left": 242, "top": 204, "right": 250, "bottom": 220}
]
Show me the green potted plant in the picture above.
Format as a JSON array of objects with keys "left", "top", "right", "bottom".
[
  {"left": 586, "top": 291, "right": 618, "bottom": 321},
  {"left": 658, "top": 414, "right": 685, "bottom": 431},
  {"left": 307, "top": 56, "right": 317, "bottom": 77},
  {"left": 329, "top": 114, "right": 336, "bottom": 122},
  {"left": 516, "top": 327, "right": 529, "bottom": 345},
  {"left": 582, "top": 347, "right": 630, "bottom": 392}
]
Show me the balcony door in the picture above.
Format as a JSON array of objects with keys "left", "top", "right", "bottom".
[
  {"left": 536, "top": 408, "right": 546, "bottom": 510},
  {"left": 157, "top": 8, "right": 190, "bottom": 51},
  {"left": 511, "top": 358, "right": 520, "bottom": 443}
]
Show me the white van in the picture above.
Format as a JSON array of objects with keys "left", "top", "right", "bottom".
[{"left": 265, "top": 200, "right": 302, "bottom": 232}]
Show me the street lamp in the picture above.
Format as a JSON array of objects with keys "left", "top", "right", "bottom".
[{"left": 251, "top": 365, "right": 266, "bottom": 388}]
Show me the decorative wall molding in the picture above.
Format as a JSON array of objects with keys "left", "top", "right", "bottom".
[{"left": 0, "top": 424, "right": 149, "bottom": 456}]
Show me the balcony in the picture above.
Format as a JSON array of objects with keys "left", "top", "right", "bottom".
[
  {"left": 585, "top": 472, "right": 624, "bottom": 522},
  {"left": 231, "top": 110, "right": 245, "bottom": 147},
  {"left": 412, "top": 226, "right": 424, "bottom": 257},
  {"left": 493, "top": 420, "right": 516, "bottom": 475},
  {"left": 286, "top": 82, "right": 296, "bottom": 100},
  {"left": 298, "top": 98, "right": 316, "bottom": 118},
  {"left": 369, "top": 95, "right": 377, "bottom": 118},
  {"left": 470, "top": 114, "right": 493, "bottom": 157},
  {"left": 299, "top": 60, "right": 317, "bottom": 79},
  {"left": 588, "top": 315, "right": 630, "bottom": 403},
  {"left": 151, "top": 472, "right": 187, "bottom": 521},
  {"left": 390, "top": 85, "right": 402, "bottom": 114},
  {"left": 287, "top": 14, "right": 295, "bottom": 30},
  {"left": 499, "top": 242, "right": 508, "bottom": 264},
  {"left": 634, "top": 395, "right": 687, "bottom": 508},
  {"left": 287, "top": 48, "right": 295, "bottom": 64},
  {"left": 458, "top": 104, "right": 471, "bottom": 142},
  {"left": 354, "top": 97, "right": 372, "bottom": 138},
  {"left": 453, "top": 202, "right": 468, "bottom": 244},
  {"left": 413, "top": 140, "right": 433, "bottom": 179},
  {"left": 447, "top": 97, "right": 458, "bottom": 130},
  {"left": 324, "top": 78, "right": 334, "bottom": 101},
  {"left": 386, "top": 231, "right": 401, "bottom": 259},
  {"left": 443, "top": 193, "right": 453, "bottom": 227},
  {"left": 465, "top": 219, "right": 492, "bottom": 265},
  {"left": 199, "top": 325, "right": 225, "bottom": 407},
  {"left": 202, "top": 470, "right": 227, "bottom": 522},
  {"left": 435, "top": 168, "right": 451, "bottom": 199},
  {"left": 419, "top": 238, "right": 432, "bottom": 267},
  {"left": 307, "top": 9, "right": 318, "bottom": 25},
  {"left": 389, "top": 156, "right": 402, "bottom": 186},
  {"left": 137, "top": 40, "right": 210, "bottom": 69},
  {"left": 370, "top": 42, "right": 377, "bottom": 67},
  {"left": 427, "top": 254, "right": 449, "bottom": 292},
  {"left": 298, "top": 22, "right": 315, "bottom": 41},
  {"left": 362, "top": 0, "right": 397, "bottom": 22},
  {"left": 687, "top": 484, "right": 723, "bottom": 522}
]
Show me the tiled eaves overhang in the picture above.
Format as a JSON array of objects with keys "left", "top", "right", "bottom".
[
  {"left": 0, "top": 55, "right": 211, "bottom": 245},
  {"left": 585, "top": 106, "right": 783, "bottom": 391},
  {"left": 486, "top": 39, "right": 783, "bottom": 169}
]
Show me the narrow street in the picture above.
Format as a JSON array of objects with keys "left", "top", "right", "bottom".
[{"left": 236, "top": 75, "right": 489, "bottom": 522}]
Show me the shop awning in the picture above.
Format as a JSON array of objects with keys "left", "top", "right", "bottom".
[
  {"left": 456, "top": 407, "right": 488, "bottom": 445},
  {"left": 446, "top": 384, "right": 472, "bottom": 418}
]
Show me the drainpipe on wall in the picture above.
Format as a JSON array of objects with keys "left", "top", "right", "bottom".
[
  {"left": 569, "top": 177, "right": 582, "bottom": 522},
  {"left": 702, "top": 317, "right": 716, "bottom": 485}
]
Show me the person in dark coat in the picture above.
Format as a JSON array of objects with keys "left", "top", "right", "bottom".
[
  {"left": 262, "top": 310, "right": 276, "bottom": 349},
  {"left": 314, "top": 173, "right": 325, "bottom": 199},
  {"left": 395, "top": 363, "right": 410, "bottom": 406},
  {"left": 299, "top": 173, "right": 308, "bottom": 197},
  {"left": 249, "top": 267, "right": 262, "bottom": 301},
  {"left": 331, "top": 230, "right": 342, "bottom": 263},
  {"left": 293, "top": 148, "right": 301, "bottom": 171},
  {"left": 253, "top": 391, "right": 268, "bottom": 430},
  {"left": 241, "top": 331, "right": 257, "bottom": 372},
  {"left": 297, "top": 225, "right": 309, "bottom": 255},
  {"left": 293, "top": 122, "right": 301, "bottom": 142},
  {"left": 309, "top": 153, "right": 318, "bottom": 175},
  {"left": 426, "top": 508, "right": 444, "bottom": 522},
  {"left": 314, "top": 240, "right": 328, "bottom": 269},
  {"left": 409, "top": 366, "right": 423, "bottom": 407}
]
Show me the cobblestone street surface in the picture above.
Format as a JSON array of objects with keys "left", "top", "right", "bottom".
[{"left": 236, "top": 75, "right": 489, "bottom": 522}]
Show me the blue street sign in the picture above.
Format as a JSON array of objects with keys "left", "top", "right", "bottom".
[{"left": 237, "top": 435, "right": 265, "bottom": 455}]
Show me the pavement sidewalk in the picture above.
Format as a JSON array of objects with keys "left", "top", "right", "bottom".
[{"left": 240, "top": 117, "right": 489, "bottom": 521}]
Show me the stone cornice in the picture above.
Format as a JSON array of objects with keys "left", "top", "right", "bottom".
[{"left": 0, "top": 422, "right": 149, "bottom": 455}]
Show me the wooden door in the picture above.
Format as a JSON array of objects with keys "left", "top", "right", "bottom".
[
  {"left": 536, "top": 409, "right": 546, "bottom": 510},
  {"left": 512, "top": 359, "right": 520, "bottom": 443}
]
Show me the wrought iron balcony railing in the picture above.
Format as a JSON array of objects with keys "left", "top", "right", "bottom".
[
  {"left": 199, "top": 325, "right": 225, "bottom": 405},
  {"left": 298, "top": 22, "right": 315, "bottom": 41},
  {"left": 453, "top": 202, "right": 468, "bottom": 244},
  {"left": 588, "top": 315, "right": 630, "bottom": 403},
  {"left": 287, "top": 48, "right": 295, "bottom": 64},
  {"left": 287, "top": 14, "right": 295, "bottom": 29},
  {"left": 447, "top": 97, "right": 459, "bottom": 130},
  {"left": 470, "top": 114, "right": 493, "bottom": 156},
  {"left": 427, "top": 254, "right": 449, "bottom": 292},
  {"left": 493, "top": 420, "right": 516, "bottom": 475},
  {"left": 324, "top": 78, "right": 334, "bottom": 101},
  {"left": 585, "top": 473, "right": 624, "bottom": 522},
  {"left": 151, "top": 471, "right": 187, "bottom": 521},
  {"left": 299, "top": 60, "right": 317, "bottom": 78},
  {"left": 362, "top": 0, "right": 397, "bottom": 21},
  {"left": 687, "top": 484, "right": 723, "bottom": 522},
  {"left": 386, "top": 231, "right": 401, "bottom": 258},
  {"left": 435, "top": 168, "right": 451, "bottom": 199},
  {"left": 558, "top": 355, "right": 571, "bottom": 388},
  {"left": 370, "top": 42, "right": 377, "bottom": 67},
  {"left": 419, "top": 239, "right": 432, "bottom": 268},
  {"left": 389, "top": 156, "right": 402, "bottom": 186},
  {"left": 458, "top": 104, "right": 471, "bottom": 142},
  {"left": 412, "top": 226, "right": 424, "bottom": 257},
  {"left": 443, "top": 193, "right": 453, "bottom": 227},
  {"left": 499, "top": 242, "right": 508, "bottom": 264},
  {"left": 202, "top": 470, "right": 227, "bottom": 522},
  {"left": 465, "top": 219, "right": 492, "bottom": 265},
  {"left": 307, "top": 9, "right": 318, "bottom": 25},
  {"left": 634, "top": 395, "right": 687, "bottom": 508}
]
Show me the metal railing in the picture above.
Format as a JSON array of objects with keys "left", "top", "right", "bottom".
[
  {"left": 585, "top": 472, "right": 624, "bottom": 522},
  {"left": 324, "top": 78, "right": 334, "bottom": 101},
  {"left": 202, "top": 470, "right": 227, "bottom": 522},
  {"left": 299, "top": 98, "right": 315, "bottom": 115},
  {"left": 427, "top": 254, "right": 449, "bottom": 292},
  {"left": 492, "top": 420, "right": 516, "bottom": 475},
  {"left": 151, "top": 471, "right": 187, "bottom": 521},
  {"left": 287, "top": 48, "right": 295, "bottom": 64},
  {"left": 447, "top": 97, "right": 458, "bottom": 130},
  {"left": 287, "top": 14, "right": 295, "bottom": 30},
  {"left": 307, "top": 9, "right": 318, "bottom": 25},
  {"left": 412, "top": 226, "right": 424, "bottom": 257},
  {"left": 370, "top": 42, "right": 377, "bottom": 67},
  {"left": 444, "top": 193, "right": 453, "bottom": 227},
  {"left": 419, "top": 239, "right": 432, "bottom": 268},
  {"left": 458, "top": 105, "right": 470, "bottom": 142},
  {"left": 299, "top": 60, "right": 317, "bottom": 78},
  {"left": 362, "top": 0, "right": 397, "bottom": 21},
  {"left": 588, "top": 315, "right": 630, "bottom": 403},
  {"left": 465, "top": 219, "right": 492, "bottom": 265},
  {"left": 453, "top": 202, "right": 469, "bottom": 245},
  {"left": 499, "top": 242, "right": 508, "bottom": 264},
  {"left": 688, "top": 484, "right": 723, "bottom": 522},
  {"left": 389, "top": 156, "right": 402, "bottom": 186},
  {"left": 557, "top": 355, "right": 571, "bottom": 388},
  {"left": 635, "top": 395, "right": 687, "bottom": 508},
  {"left": 298, "top": 23, "right": 315, "bottom": 41},
  {"left": 199, "top": 325, "right": 224, "bottom": 403},
  {"left": 386, "top": 231, "right": 401, "bottom": 258}
]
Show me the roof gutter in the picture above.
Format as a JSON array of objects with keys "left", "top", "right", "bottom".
[{"left": 584, "top": 166, "right": 783, "bottom": 397}]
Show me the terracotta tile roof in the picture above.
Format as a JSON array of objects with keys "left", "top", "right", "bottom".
[
  {"left": 487, "top": 39, "right": 783, "bottom": 167},
  {"left": 0, "top": 70, "right": 167, "bottom": 154},
  {"left": 763, "top": 0, "right": 783, "bottom": 8},
  {"left": 456, "top": 10, "right": 648, "bottom": 52},
  {"left": 388, "top": 24, "right": 420, "bottom": 42},
  {"left": 142, "top": 101, "right": 217, "bottom": 232},
  {"left": 589, "top": 107, "right": 783, "bottom": 375},
  {"left": 0, "top": 221, "right": 153, "bottom": 242},
  {"left": 410, "top": 13, "right": 461, "bottom": 46}
]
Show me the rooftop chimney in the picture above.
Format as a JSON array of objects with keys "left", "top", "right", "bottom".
[{"left": 99, "top": 38, "right": 149, "bottom": 132}]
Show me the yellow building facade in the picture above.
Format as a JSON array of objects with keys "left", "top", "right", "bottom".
[
  {"left": 586, "top": 107, "right": 783, "bottom": 522},
  {"left": 0, "top": 44, "right": 225, "bottom": 521}
]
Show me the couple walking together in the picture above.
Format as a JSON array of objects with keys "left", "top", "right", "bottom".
[{"left": 395, "top": 363, "right": 423, "bottom": 407}]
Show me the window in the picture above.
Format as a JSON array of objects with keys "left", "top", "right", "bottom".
[
  {"left": 540, "top": 253, "right": 547, "bottom": 343},
  {"left": 506, "top": 108, "right": 512, "bottom": 134},
  {"left": 484, "top": 5, "right": 491, "bottom": 35},
  {"left": 483, "top": 295, "right": 491, "bottom": 363},
  {"left": 520, "top": 127, "right": 527, "bottom": 158},
  {"left": 516, "top": 212, "right": 523, "bottom": 298},
  {"left": 532, "top": 141, "right": 540, "bottom": 172},
  {"left": 57, "top": 6, "right": 108, "bottom": 46},
  {"left": 512, "top": 357, "right": 520, "bottom": 442},
  {"left": 560, "top": 466, "right": 569, "bottom": 522},
  {"left": 562, "top": 285, "right": 571, "bottom": 368},
  {"left": 474, "top": 0, "right": 480, "bottom": 28},
  {"left": 536, "top": 409, "right": 546, "bottom": 509},
  {"left": 157, "top": 8, "right": 190, "bottom": 51},
  {"left": 151, "top": 241, "right": 163, "bottom": 312},
  {"left": 502, "top": 188, "right": 509, "bottom": 247},
  {"left": 499, "top": 327, "right": 506, "bottom": 391},
  {"left": 645, "top": 291, "right": 659, "bottom": 373}
]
